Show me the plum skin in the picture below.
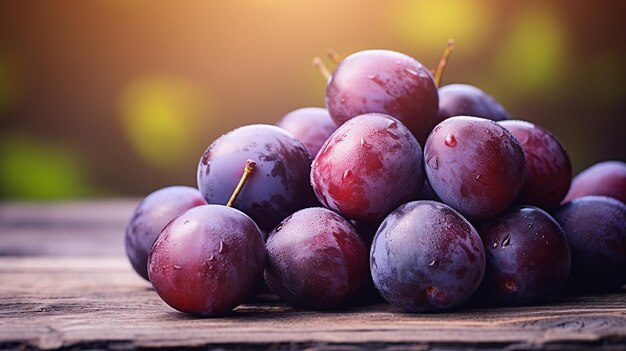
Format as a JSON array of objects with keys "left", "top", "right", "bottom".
[
  {"left": 264, "top": 207, "right": 369, "bottom": 309},
  {"left": 553, "top": 196, "right": 626, "bottom": 292},
  {"left": 370, "top": 200, "right": 486, "bottom": 312},
  {"left": 438, "top": 84, "right": 511, "bottom": 122},
  {"left": 197, "top": 124, "right": 316, "bottom": 232},
  {"left": 563, "top": 161, "right": 626, "bottom": 204},
  {"left": 311, "top": 113, "right": 424, "bottom": 223},
  {"left": 276, "top": 107, "right": 338, "bottom": 159},
  {"left": 326, "top": 50, "right": 439, "bottom": 144},
  {"left": 424, "top": 116, "right": 526, "bottom": 220},
  {"left": 500, "top": 120, "right": 572, "bottom": 210},
  {"left": 478, "top": 206, "right": 571, "bottom": 305},
  {"left": 147, "top": 205, "right": 266, "bottom": 316},
  {"left": 124, "top": 186, "right": 207, "bottom": 281}
]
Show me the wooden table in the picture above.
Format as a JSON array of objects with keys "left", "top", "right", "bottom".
[{"left": 1, "top": 200, "right": 625, "bottom": 350}]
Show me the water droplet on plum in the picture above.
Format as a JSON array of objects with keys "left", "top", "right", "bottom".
[
  {"left": 218, "top": 241, "right": 228, "bottom": 253},
  {"left": 444, "top": 134, "right": 457, "bottom": 147},
  {"left": 360, "top": 137, "right": 372, "bottom": 148},
  {"left": 501, "top": 236, "right": 512, "bottom": 247}
]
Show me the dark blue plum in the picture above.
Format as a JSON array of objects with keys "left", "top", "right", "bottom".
[
  {"left": 125, "top": 186, "right": 206, "bottom": 280},
  {"left": 554, "top": 196, "right": 626, "bottom": 292},
  {"left": 197, "top": 124, "right": 316, "bottom": 231},
  {"left": 563, "top": 161, "right": 626, "bottom": 204},
  {"left": 478, "top": 206, "right": 571, "bottom": 305},
  {"left": 438, "top": 84, "right": 511, "bottom": 122},
  {"left": 276, "top": 107, "right": 338, "bottom": 159},
  {"left": 370, "top": 200, "right": 485, "bottom": 312}
]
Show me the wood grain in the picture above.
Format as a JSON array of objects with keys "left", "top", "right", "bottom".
[{"left": 0, "top": 201, "right": 625, "bottom": 350}]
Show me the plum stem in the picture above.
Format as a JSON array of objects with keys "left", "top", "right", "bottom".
[
  {"left": 434, "top": 39, "right": 455, "bottom": 87},
  {"left": 312, "top": 57, "right": 331, "bottom": 80},
  {"left": 226, "top": 159, "right": 256, "bottom": 207},
  {"left": 326, "top": 49, "right": 341, "bottom": 64}
]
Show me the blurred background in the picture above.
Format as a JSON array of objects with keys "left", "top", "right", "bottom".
[{"left": 0, "top": 0, "right": 624, "bottom": 200}]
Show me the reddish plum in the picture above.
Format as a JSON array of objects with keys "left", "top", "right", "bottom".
[
  {"left": 424, "top": 116, "right": 525, "bottom": 220},
  {"left": 326, "top": 50, "right": 439, "bottom": 144},
  {"left": 264, "top": 207, "right": 369, "bottom": 309},
  {"left": 500, "top": 120, "right": 572, "bottom": 209},
  {"left": 148, "top": 205, "right": 266, "bottom": 316},
  {"left": 311, "top": 113, "right": 424, "bottom": 222}
]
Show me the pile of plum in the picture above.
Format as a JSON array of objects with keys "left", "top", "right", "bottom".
[{"left": 125, "top": 45, "right": 626, "bottom": 316}]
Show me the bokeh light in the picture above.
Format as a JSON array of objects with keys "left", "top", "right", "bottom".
[
  {"left": 118, "top": 76, "right": 209, "bottom": 168},
  {"left": 0, "top": 135, "right": 94, "bottom": 199},
  {"left": 0, "top": 1, "right": 623, "bottom": 199},
  {"left": 388, "top": 0, "right": 496, "bottom": 55},
  {"left": 493, "top": 4, "right": 567, "bottom": 98}
]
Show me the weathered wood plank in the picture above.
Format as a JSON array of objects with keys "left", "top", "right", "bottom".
[
  {"left": 0, "top": 200, "right": 136, "bottom": 256},
  {"left": 1, "top": 257, "right": 625, "bottom": 350},
  {"left": 1, "top": 201, "right": 625, "bottom": 350}
]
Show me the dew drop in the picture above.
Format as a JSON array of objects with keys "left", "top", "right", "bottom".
[
  {"left": 184, "top": 221, "right": 190, "bottom": 226},
  {"left": 208, "top": 254, "right": 214, "bottom": 261},
  {"left": 387, "top": 120, "right": 398, "bottom": 129},
  {"left": 444, "top": 134, "right": 457, "bottom": 147},
  {"left": 405, "top": 68, "right": 418, "bottom": 77},
  {"left": 209, "top": 265, "right": 214, "bottom": 271},
  {"left": 340, "top": 98, "right": 345, "bottom": 103},
  {"left": 218, "top": 241, "right": 228, "bottom": 253},
  {"left": 173, "top": 265, "right": 182, "bottom": 270},
  {"left": 360, "top": 137, "right": 372, "bottom": 148},
  {"left": 367, "top": 74, "right": 378, "bottom": 80},
  {"left": 475, "top": 174, "right": 481, "bottom": 180},
  {"left": 434, "top": 125, "right": 442, "bottom": 133},
  {"left": 275, "top": 224, "right": 283, "bottom": 232},
  {"left": 426, "top": 286, "right": 437, "bottom": 295},
  {"left": 502, "top": 236, "right": 512, "bottom": 247},
  {"left": 428, "top": 259, "right": 437, "bottom": 267},
  {"left": 342, "top": 169, "right": 353, "bottom": 181},
  {"left": 492, "top": 242, "right": 498, "bottom": 248},
  {"left": 322, "top": 141, "right": 332, "bottom": 155}
]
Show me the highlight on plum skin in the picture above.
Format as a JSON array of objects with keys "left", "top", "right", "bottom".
[
  {"left": 264, "top": 207, "right": 369, "bottom": 310},
  {"left": 276, "top": 107, "right": 338, "bottom": 159},
  {"left": 325, "top": 49, "right": 439, "bottom": 144},
  {"left": 477, "top": 206, "right": 571, "bottom": 306},
  {"left": 553, "top": 196, "right": 626, "bottom": 292},
  {"left": 197, "top": 124, "right": 316, "bottom": 232},
  {"left": 370, "top": 200, "right": 486, "bottom": 313},
  {"left": 310, "top": 113, "right": 425, "bottom": 223},
  {"left": 424, "top": 116, "right": 526, "bottom": 220},
  {"left": 438, "top": 84, "right": 511, "bottom": 122},
  {"left": 124, "top": 186, "right": 207, "bottom": 281},
  {"left": 147, "top": 205, "right": 267, "bottom": 316},
  {"left": 499, "top": 120, "right": 572, "bottom": 210},
  {"left": 562, "top": 160, "right": 626, "bottom": 204}
]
